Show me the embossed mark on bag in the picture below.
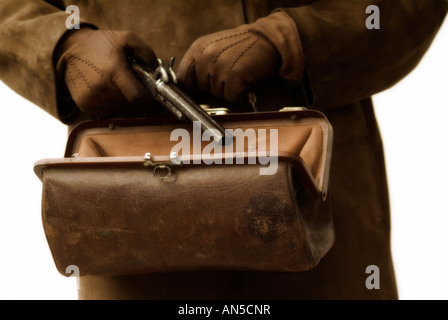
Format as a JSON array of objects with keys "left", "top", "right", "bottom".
[{"left": 243, "top": 192, "right": 296, "bottom": 242}]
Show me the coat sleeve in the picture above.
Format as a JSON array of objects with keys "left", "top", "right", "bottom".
[
  {"left": 0, "top": 0, "right": 94, "bottom": 123},
  {"left": 280, "top": 0, "right": 447, "bottom": 111}
]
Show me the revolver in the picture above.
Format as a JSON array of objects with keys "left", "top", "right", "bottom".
[{"left": 130, "top": 57, "right": 231, "bottom": 145}]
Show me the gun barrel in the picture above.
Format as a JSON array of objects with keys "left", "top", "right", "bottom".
[
  {"left": 131, "top": 61, "right": 230, "bottom": 145},
  {"left": 156, "top": 81, "right": 229, "bottom": 143}
]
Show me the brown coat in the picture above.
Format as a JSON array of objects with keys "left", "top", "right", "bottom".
[{"left": 0, "top": 0, "right": 446, "bottom": 300}]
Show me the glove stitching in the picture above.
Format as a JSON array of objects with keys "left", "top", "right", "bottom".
[
  {"left": 200, "top": 31, "right": 250, "bottom": 53},
  {"left": 213, "top": 36, "right": 252, "bottom": 64},
  {"left": 67, "top": 69, "right": 80, "bottom": 96},
  {"left": 70, "top": 61, "right": 93, "bottom": 90},
  {"left": 69, "top": 54, "right": 104, "bottom": 76},
  {"left": 230, "top": 38, "right": 259, "bottom": 70}
]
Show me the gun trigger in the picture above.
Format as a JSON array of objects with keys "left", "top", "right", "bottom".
[
  {"left": 168, "top": 57, "right": 178, "bottom": 84},
  {"left": 155, "top": 59, "right": 170, "bottom": 83}
]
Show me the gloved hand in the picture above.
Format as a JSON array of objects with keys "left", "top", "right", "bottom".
[
  {"left": 55, "top": 28, "right": 158, "bottom": 119},
  {"left": 176, "top": 11, "right": 304, "bottom": 104}
]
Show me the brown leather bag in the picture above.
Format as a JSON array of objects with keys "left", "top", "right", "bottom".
[{"left": 34, "top": 109, "right": 334, "bottom": 277}]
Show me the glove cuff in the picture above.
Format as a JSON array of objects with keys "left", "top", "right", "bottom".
[{"left": 250, "top": 11, "right": 305, "bottom": 85}]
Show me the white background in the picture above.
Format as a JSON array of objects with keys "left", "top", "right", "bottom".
[{"left": 0, "top": 18, "right": 447, "bottom": 300}]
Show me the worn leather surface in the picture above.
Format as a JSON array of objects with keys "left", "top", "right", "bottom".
[
  {"left": 41, "top": 163, "right": 333, "bottom": 275},
  {"left": 37, "top": 110, "right": 334, "bottom": 276}
]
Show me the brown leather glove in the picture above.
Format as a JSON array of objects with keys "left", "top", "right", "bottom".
[
  {"left": 176, "top": 11, "right": 304, "bottom": 104},
  {"left": 56, "top": 28, "right": 158, "bottom": 119}
]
